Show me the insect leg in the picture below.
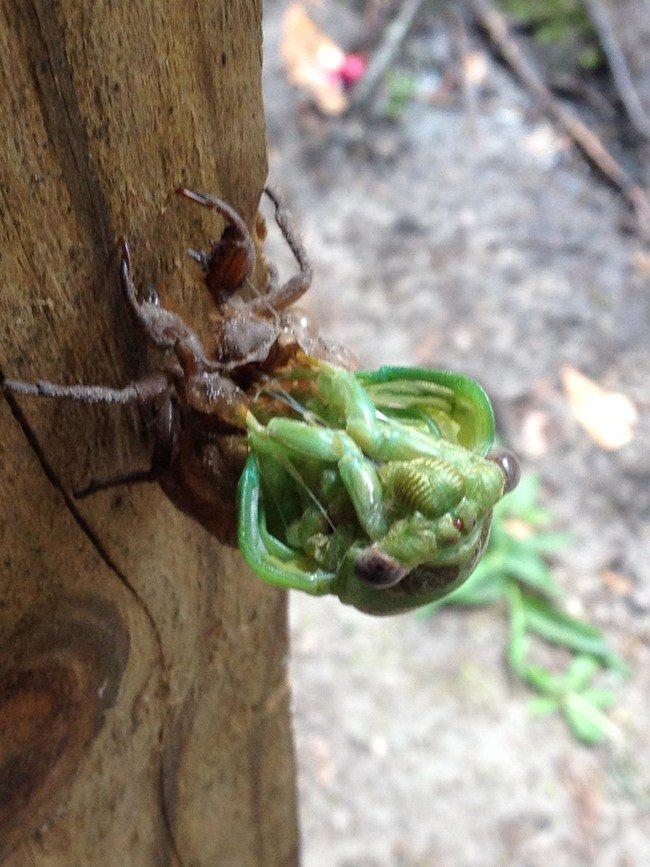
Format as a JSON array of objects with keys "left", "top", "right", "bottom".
[
  {"left": 1, "top": 372, "right": 170, "bottom": 405},
  {"left": 75, "top": 390, "right": 179, "bottom": 498},
  {"left": 256, "top": 187, "right": 313, "bottom": 313},
  {"left": 176, "top": 187, "right": 256, "bottom": 283},
  {"left": 120, "top": 238, "right": 213, "bottom": 377},
  {"left": 316, "top": 365, "right": 468, "bottom": 464},
  {"left": 247, "top": 415, "right": 386, "bottom": 539}
]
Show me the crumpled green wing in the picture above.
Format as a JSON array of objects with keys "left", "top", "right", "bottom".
[
  {"left": 356, "top": 366, "right": 495, "bottom": 456},
  {"left": 237, "top": 453, "right": 335, "bottom": 595}
]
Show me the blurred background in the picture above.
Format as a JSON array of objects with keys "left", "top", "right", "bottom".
[{"left": 261, "top": 2, "right": 649, "bottom": 863}]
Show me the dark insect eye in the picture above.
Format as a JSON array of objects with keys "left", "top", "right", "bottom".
[
  {"left": 488, "top": 449, "right": 521, "bottom": 494},
  {"left": 354, "top": 546, "right": 409, "bottom": 589},
  {"left": 453, "top": 517, "right": 464, "bottom": 531}
]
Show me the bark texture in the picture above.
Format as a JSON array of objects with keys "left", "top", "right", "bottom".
[{"left": 0, "top": 1, "right": 298, "bottom": 864}]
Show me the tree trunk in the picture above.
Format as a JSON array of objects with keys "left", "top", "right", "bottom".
[{"left": 0, "top": 2, "right": 299, "bottom": 864}]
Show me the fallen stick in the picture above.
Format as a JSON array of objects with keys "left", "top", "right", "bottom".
[
  {"left": 446, "top": 5, "right": 478, "bottom": 135},
  {"left": 548, "top": 73, "right": 616, "bottom": 121},
  {"left": 584, "top": 0, "right": 650, "bottom": 139},
  {"left": 465, "top": 0, "right": 650, "bottom": 234},
  {"left": 348, "top": 0, "right": 427, "bottom": 112}
]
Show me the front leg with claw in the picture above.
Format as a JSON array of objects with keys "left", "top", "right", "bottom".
[{"left": 245, "top": 413, "right": 387, "bottom": 540}]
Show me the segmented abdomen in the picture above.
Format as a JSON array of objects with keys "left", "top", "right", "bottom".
[{"left": 380, "top": 458, "right": 465, "bottom": 518}]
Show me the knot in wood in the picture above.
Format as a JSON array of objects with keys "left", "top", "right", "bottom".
[{"left": 0, "top": 598, "right": 128, "bottom": 857}]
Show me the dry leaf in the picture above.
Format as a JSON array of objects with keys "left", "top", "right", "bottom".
[
  {"left": 561, "top": 365, "right": 638, "bottom": 450},
  {"left": 601, "top": 569, "right": 634, "bottom": 597},
  {"left": 282, "top": 4, "right": 349, "bottom": 115}
]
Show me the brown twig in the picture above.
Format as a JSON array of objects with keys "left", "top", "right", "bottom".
[
  {"left": 446, "top": 5, "right": 478, "bottom": 135},
  {"left": 548, "top": 73, "right": 616, "bottom": 121},
  {"left": 361, "top": 0, "right": 395, "bottom": 45},
  {"left": 584, "top": 0, "right": 650, "bottom": 139},
  {"left": 465, "top": 0, "right": 650, "bottom": 235},
  {"left": 348, "top": 0, "right": 427, "bottom": 112}
]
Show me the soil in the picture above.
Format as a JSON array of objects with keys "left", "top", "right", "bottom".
[{"left": 262, "top": 2, "right": 649, "bottom": 864}]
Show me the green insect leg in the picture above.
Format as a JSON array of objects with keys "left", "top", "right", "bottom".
[
  {"left": 316, "top": 365, "right": 471, "bottom": 466},
  {"left": 247, "top": 414, "right": 387, "bottom": 539}
]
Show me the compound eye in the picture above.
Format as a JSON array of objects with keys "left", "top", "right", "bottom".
[
  {"left": 354, "top": 546, "right": 409, "bottom": 589},
  {"left": 488, "top": 449, "right": 521, "bottom": 494}
]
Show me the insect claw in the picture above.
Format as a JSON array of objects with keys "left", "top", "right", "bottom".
[
  {"left": 187, "top": 248, "right": 208, "bottom": 269},
  {"left": 176, "top": 187, "right": 208, "bottom": 207},
  {"left": 119, "top": 235, "right": 132, "bottom": 269}
]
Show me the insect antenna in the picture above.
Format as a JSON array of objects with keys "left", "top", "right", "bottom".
[
  {"left": 286, "top": 462, "right": 335, "bottom": 533},
  {"left": 259, "top": 384, "right": 325, "bottom": 426}
]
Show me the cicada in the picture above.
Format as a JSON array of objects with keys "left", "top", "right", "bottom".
[
  {"left": 2, "top": 188, "right": 519, "bottom": 614},
  {"left": 240, "top": 363, "right": 518, "bottom": 614}
]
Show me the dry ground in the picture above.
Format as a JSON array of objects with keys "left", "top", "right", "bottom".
[{"left": 262, "top": 2, "right": 649, "bottom": 864}]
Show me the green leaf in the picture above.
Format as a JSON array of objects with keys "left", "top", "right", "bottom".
[
  {"left": 500, "top": 474, "right": 540, "bottom": 515},
  {"left": 439, "top": 559, "right": 508, "bottom": 606},
  {"left": 506, "top": 584, "right": 528, "bottom": 674},
  {"left": 579, "top": 46, "right": 602, "bottom": 70},
  {"left": 562, "top": 655, "right": 601, "bottom": 691},
  {"left": 562, "top": 693, "right": 613, "bottom": 745},
  {"left": 582, "top": 689, "right": 616, "bottom": 710},
  {"left": 520, "top": 507, "right": 554, "bottom": 527},
  {"left": 521, "top": 595, "right": 620, "bottom": 667},
  {"left": 528, "top": 696, "right": 559, "bottom": 716},
  {"left": 502, "top": 552, "right": 562, "bottom": 597},
  {"left": 521, "top": 663, "right": 563, "bottom": 695},
  {"left": 521, "top": 532, "right": 572, "bottom": 554},
  {"left": 420, "top": 469, "right": 627, "bottom": 746}
]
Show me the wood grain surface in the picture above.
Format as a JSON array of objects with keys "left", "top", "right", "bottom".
[{"left": 0, "top": 2, "right": 298, "bottom": 863}]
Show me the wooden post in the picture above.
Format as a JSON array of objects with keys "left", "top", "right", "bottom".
[{"left": 0, "top": 2, "right": 298, "bottom": 864}]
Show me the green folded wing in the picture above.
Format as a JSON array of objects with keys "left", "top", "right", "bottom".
[{"left": 356, "top": 367, "right": 495, "bottom": 455}]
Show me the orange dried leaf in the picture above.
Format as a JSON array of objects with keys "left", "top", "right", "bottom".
[
  {"left": 561, "top": 365, "right": 638, "bottom": 450},
  {"left": 601, "top": 569, "right": 634, "bottom": 597},
  {"left": 281, "top": 4, "right": 348, "bottom": 115}
]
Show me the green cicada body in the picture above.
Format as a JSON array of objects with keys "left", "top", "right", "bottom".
[{"left": 238, "top": 363, "right": 519, "bottom": 615}]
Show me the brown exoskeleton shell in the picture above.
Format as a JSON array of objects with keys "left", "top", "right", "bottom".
[{"left": 1, "top": 188, "right": 354, "bottom": 544}]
